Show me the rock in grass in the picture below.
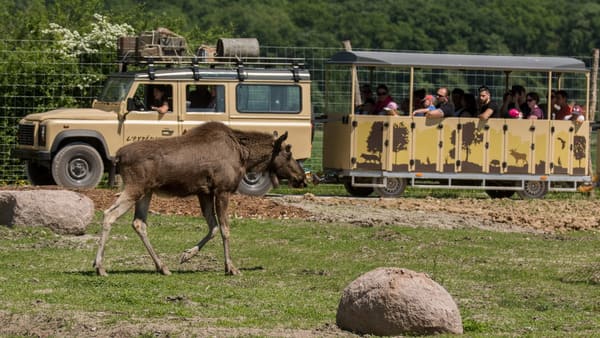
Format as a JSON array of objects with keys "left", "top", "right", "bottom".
[
  {"left": 0, "top": 190, "right": 94, "bottom": 235},
  {"left": 336, "top": 267, "right": 463, "bottom": 336}
]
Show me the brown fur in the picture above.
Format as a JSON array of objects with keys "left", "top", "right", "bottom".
[{"left": 94, "top": 122, "right": 306, "bottom": 276}]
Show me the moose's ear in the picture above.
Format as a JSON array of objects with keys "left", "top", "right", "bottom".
[{"left": 273, "top": 131, "right": 288, "bottom": 150}]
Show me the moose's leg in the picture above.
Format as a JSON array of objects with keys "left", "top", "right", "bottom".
[
  {"left": 216, "top": 192, "right": 240, "bottom": 275},
  {"left": 131, "top": 192, "right": 171, "bottom": 275},
  {"left": 180, "top": 193, "right": 219, "bottom": 263},
  {"left": 94, "top": 190, "right": 136, "bottom": 276}
]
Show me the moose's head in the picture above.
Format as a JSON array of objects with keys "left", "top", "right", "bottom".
[{"left": 269, "top": 132, "right": 307, "bottom": 188}]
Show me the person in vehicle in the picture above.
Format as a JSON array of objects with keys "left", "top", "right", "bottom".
[
  {"left": 477, "top": 85, "right": 500, "bottom": 119},
  {"left": 382, "top": 101, "right": 400, "bottom": 116},
  {"left": 373, "top": 84, "right": 396, "bottom": 114},
  {"left": 189, "top": 85, "right": 214, "bottom": 108},
  {"left": 506, "top": 85, "right": 530, "bottom": 116},
  {"left": 418, "top": 87, "right": 455, "bottom": 118},
  {"left": 360, "top": 84, "right": 374, "bottom": 103},
  {"left": 554, "top": 90, "right": 572, "bottom": 120},
  {"left": 457, "top": 92, "right": 478, "bottom": 117},
  {"left": 356, "top": 98, "right": 376, "bottom": 114},
  {"left": 412, "top": 94, "right": 435, "bottom": 116},
  {"left": 525, "top": 92, "right": 544, "bottom": 119},
  {"left": 150, "top": 85, "right": 170, "bottom": 114},
  {"left": 451, "top": 88, "right": 464, "bottom": 114},
  {"left": 563, "top": 104, "right": 586, "bottom": 124}
]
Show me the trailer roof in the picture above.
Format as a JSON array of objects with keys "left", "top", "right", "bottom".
[{"left": 328, "top": 51, "right": 588, "bottom": 73}]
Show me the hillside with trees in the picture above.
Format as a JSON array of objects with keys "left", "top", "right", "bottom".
[{"left": 2, "top": 0, "right": 600, "bottom": 55}]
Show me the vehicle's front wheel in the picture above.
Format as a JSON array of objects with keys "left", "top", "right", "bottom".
[
  {"left": 51, "top": 143, "right": 104, "bottom": 189},
  {"left": 25, "top": 161, "right": 56, "bottom": 186},
  {"left": 517, "top": 181, "right": 548, "bottom": 199},
  {"left": 237, "top": 172, "right": 273, "bottom": 196},
  {"left": 374, "top": 177, "right": 407, "bottom": 198}
]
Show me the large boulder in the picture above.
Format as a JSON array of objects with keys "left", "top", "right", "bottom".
[
  {"left": 0, "top": 190, "right": 94, "bottom": 235},
  {"left": 336, "top": 267, "right": 463, "bottom": 336}
]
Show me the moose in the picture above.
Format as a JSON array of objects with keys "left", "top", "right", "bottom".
[{"left": 93, "top": 122, "right": 307, "bottom": 276}]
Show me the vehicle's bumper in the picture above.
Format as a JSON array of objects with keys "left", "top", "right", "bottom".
[{"left": 11, "top": 148, "right": 51, "bottom": 161}]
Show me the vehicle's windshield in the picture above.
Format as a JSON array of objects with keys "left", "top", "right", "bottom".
[{"left": 98, "top": 77, "right": 133, "bottom": 102}]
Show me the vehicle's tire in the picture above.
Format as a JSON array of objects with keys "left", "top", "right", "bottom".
[
  {"left": 485, "top": 190, "right": 515, "bottom": 199},
  {"left": 374, "top": 177, "right": 407, "bottom": 198},
  {"left": 343, "top": 180, "right": 374, "bottom": 197},
  {"left": 237, "top": 172, "right": 273, "bottom": 196},
  {"left": 517, "top": 181, "right": 548, "bottom": 199},
  {"left": 51, "top": 143, "right": 104, "bottom": 189},
  {"left": 25, "top": 161, "right": 56, "bottom": 186}
]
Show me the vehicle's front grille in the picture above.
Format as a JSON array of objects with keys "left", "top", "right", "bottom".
[{"left": 18, "top": 124, "right": 35, "bottom": 146}]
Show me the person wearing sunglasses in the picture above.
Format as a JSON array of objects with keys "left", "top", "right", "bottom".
[
  {"left": 374, "top": 84, "right": 396, "bottom": 114},
  {"left": 525, "top": 92, "right": 544, "bottom": 119}
]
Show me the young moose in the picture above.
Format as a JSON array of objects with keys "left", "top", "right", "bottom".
[{"left": 93, "top": 122, "right": 307, "bottom": 276}]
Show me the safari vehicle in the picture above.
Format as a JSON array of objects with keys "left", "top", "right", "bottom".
[
  {"left": 322, "top": 50, "right": 595, "bottom": 199},
  {"left": 13, "top": 33, "right": 312, "bottom": 196}
]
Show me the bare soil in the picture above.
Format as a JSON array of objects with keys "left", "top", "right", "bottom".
[{"left": 73, "top": 187, "right": 600, "bottom": 233}]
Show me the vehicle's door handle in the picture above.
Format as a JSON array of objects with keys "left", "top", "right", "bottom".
[{"left": 161, "top": 129, "right": 174, "bottom": 136}]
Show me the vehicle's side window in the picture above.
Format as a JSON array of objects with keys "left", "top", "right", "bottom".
[
  {"left": 236, "top": 84, "right": 301, "bottom": 113},
  {"left": 186, "top": 84, "right": 225, "bottom": 113},
  {"left": 130, "top": 83, "right": 173, "bottom": 113}
]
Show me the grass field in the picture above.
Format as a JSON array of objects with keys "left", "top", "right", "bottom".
[{"left": 1, "top": 212, "right": 599, "bottom": 336}]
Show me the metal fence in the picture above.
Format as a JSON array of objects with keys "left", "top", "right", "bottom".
[{"left": 0, "top": 40, "right": 597, "bottom": 184}]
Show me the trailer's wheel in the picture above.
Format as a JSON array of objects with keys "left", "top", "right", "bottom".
[
  {"left": 25, "top": 161, "right": 56, "bottom": 186},
  {"left": 237, "top": 172, "right": 273, "bottom": 196},
  {"left": 485, "top": 190, "right": 515, "bottom": 199},
  {"left": 343, "top": 180, "right": 373, "bottom": 197},
  {"left": 517, "top": 181, "right": 548, "bottom": 199},
  {"left": 51, "top": 143, "right": 104, "bottom": 189},
  {"left": 374, "top": 177, "right": 407, "bottom": 198}
]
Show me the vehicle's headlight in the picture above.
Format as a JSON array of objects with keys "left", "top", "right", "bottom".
[{"left": 38, "top": 125, "right": 46, "bottom": 146}]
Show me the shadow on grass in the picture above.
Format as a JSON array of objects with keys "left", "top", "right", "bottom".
[{"left": 66, "top": 265, "right": 265, "bottom": 276}]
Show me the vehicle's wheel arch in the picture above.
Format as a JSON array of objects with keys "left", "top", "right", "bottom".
[{"left": 51, "top": 130, "right": 112, "bottom": 167}]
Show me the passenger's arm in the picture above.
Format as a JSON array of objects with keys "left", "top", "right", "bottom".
[
  {"left": 479, "top": 108, "right": 493, "bottom": 120},
  {"left": 425, "top": 108, "right": 444, "bottom": 118}
]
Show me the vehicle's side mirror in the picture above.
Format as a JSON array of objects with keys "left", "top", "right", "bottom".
[{"left": 126, "top": 97, "right": 136, "bottom": 112}]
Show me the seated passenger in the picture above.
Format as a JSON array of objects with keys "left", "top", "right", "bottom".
[
  {"left": 564, "top": 104, "right": 586, "bottom": 124},
  {"left": 382, "top": 101, "right": 400, "bottom": 116},
  {"left": 426, "top": 87, "right": 455, "bottom": 118},
  {"left": 507, "top": 108, "right": 523, "bottom": 119},
  {"left": 554, "top": 90, "right": 572, "bottom": 120},
  {"left": 150, "top": 85, "right": 169, "bottom": 114},
  {"left": 452, "top": 88, "right": 465, "bottom": 112},
  {"left": 525, "top": 92, "right": 544, "bottom": 119},
  {"left": 374, "top": 84, "right": 395, "bottom": 114},
  {"left": 356, "top": 98, "right": 376, "bottom": 114},
  {"left": 455, "top": 92, "right": 477, "bottom": 117},
  {"left": 189, "top": 85, "right": 214, "bottom": 108},
  {"left": 412, "top": 94, "right": 436, "bottom": 117},
  {"left": 477, "top": 86, "right": 500, "bottom": 119}
]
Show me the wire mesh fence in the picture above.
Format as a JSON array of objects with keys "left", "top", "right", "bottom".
[{"left": 0, "top": 40, "right": 598, "bottom": 184}]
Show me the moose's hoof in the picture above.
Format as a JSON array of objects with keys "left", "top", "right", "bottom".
[
  {"left": 180, "top": 248, "right": 198, "bottom": 264},
  {"left": 226, "top": 266, "right": 241, "bottom": 276},
  {"left": 96, "top": 267, "right": 108, "bottom": 277},
  {"left": 160, "top": 266, "right": 172, "bottom": 276}
]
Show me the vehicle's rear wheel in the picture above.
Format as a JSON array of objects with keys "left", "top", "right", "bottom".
[
  {"left": 517, "top": 181, "right": 548, "bottom": 199},
  {"left": 51, "top": 143, "right": 104, "bottom": 189},
  {"left": 237, "top": 172, "right": 273, "bottom": 196},
  {"left": 343, "top": 180, "right": 374, "bottom": 197},
  {"left": 485, "top": 190, "right": 515, "bottom": 199},
  {"left": 373, "top": 177, "right": 407, "bottom": 198},
  {"left": 25, "top": 161, "right": 56, "bottom": 186}
]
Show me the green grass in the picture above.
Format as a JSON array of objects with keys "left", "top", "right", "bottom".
[{"left": 1, "top": 213, "right": 599, "bottom": 336}]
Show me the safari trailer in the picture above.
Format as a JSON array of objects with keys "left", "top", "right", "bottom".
[{"left": 322, "top": 51, "right": 595, "bottom": 198}]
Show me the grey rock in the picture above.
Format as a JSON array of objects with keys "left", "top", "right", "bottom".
[
  {"left": 337, "top": 267, "right": 463, "bottom": 336},
  {"left": 0, "top": 190, "right": 94, "bottom": 235}
]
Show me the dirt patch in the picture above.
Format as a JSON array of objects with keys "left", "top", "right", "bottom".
[{"left": 2, "top": 186, "right": 599, "bottom": 233}]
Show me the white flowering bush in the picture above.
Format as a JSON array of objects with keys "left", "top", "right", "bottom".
[{"left": 42, "top": 14, "right": 135, "bottom": 58}]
